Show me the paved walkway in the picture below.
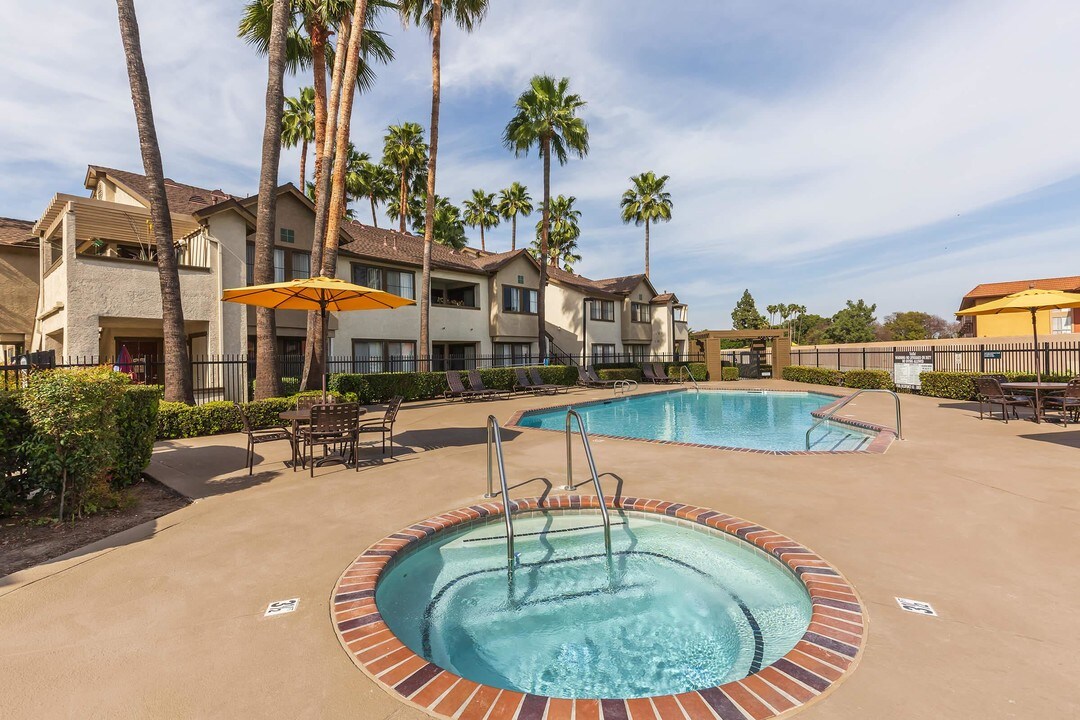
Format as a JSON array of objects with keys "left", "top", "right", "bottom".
[{"left": 2, "top": 381, "right": 1078, "bottom": 718}]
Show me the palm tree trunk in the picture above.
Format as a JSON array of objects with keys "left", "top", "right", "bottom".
[
  {"left": 511, "top": 215, "right": 516, "bottom": 251},
  {"left": 308, "top": 19, "right": 329, "bottom": 193},
  {"left": 300, "top": 18, "right": 349, "bottom": 392},
  {"left": 538, "top": 136, "right": 551, "bottom": 360},
  {"left": 479, "top": 224, "right": 485, "bottom": 252},
  {"left": 116, "top": 0, "right": 193, "bottom": 404},
  {"left": 369, "top": 196, "right": 378, "bottom": 227},
  {"left": 299, "top": 137, "right": 308, "bottom": 191},
  {"left": 644, "top": 218, "right": 650, "bottom": 277},
  {"left": 252, "top": 0, "right": 289, "bottom": 401},
  {"left": 399, "top": 172, "right": 407, "bottom": 233},
  {"left": 419, "top": 0, "right": 443, "bottom": 363}
]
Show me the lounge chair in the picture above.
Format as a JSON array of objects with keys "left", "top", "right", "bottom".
[
  {"left": 578, "top": 365, "right": 619, "bottom": 388},
  {"left": 974, "top": 376, "right": 1034, "bottom": 423},
  {"left": 235, "top": 402, "right": 292, "bottom": 476},
  {"left": 515, "top": 368, "right": 557, "bottom": 395},
  {"left": 358, "top": 396, "right": 403, "bottom": 458},
  {"left": 1042, "top": 378, "right": 1080, "bottom": 426},
  {"left": 445, "top": 370, "right": 486, "bottom": 402},
  {"left": 642, "top": 364, "right": 663, "bottom": 384},
  {"left": 653, "top": 364, "right": 679, "bottom": 383},
  {"left": 529, "top": 367, "right": 566, "bottom": 394},
  {"left": 467, "top": 370, "right": 508, "bottom": 400}
]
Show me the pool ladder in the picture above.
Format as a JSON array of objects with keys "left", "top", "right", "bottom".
[
  {"left": 677, "top": 364, "right": 700, "bottom": 391},
  {"left": 805, "top": 388, "right": 903, "bottom": 450},
  {"left": 483, "top": 412, "right": 614, "bottom": 579}
]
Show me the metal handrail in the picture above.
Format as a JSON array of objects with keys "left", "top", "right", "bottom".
[
  {"left": 805, "top": 388, "right": 903, "bottom": 450},
  {"left": 562, "top": 409, "right": 613, "bottom": 556},
  {"left": 484, "top": 415, "right": 517, "bottom": 577},
  {"left": 613, "top": 379, "right": 637, "bottom": 395},
  {"left": 677, "top": 365, "right": 700, "bottom": 391}
]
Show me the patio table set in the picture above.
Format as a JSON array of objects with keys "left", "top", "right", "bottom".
[{"left": 977, "top": 377, "right": 1080, "bottom": 424}]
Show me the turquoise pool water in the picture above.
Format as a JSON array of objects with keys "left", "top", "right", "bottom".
[
  {"left": 516, "top": 390, "right": 875, "bottom": 451},
  {"left": 376, "top": 511, "right": 812, "bottom": 699}
]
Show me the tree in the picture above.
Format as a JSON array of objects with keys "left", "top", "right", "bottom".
[
  {"left": 620, "top": 171, "right": 672, "bottom": 277},
  {"left": 504, "top": 75, "right": 589, "bottom": 359},
  {"left": 496, "top": 182, "right": 532, "bottom": 251},
  {"left": 531, "top": 194, "right": 580, "bottom": 268},
  {"left": 793, "top": 313, "right": 830, "bottom": 345},
  {"left": 879, "top": 311, "right": 959, "bottom": 341},
  {"left": 731, "top": 289, "right": 767, "bottom": 331},
  {"left": 249, "top": 0, "right": 292, "bottom": 401},
  {"left": 462, "top": 189, "right": 499, "bottom": 251},
  {"left": 382, "top": 122, "right": 428, "bottom": 233},
  {"left": 825, "top": 299, "right": 878, "bottom": 344},
  {"left": 415, "top": 196, "right": 467, "bottom": 249},
  {"left": 399, "top": 0, "right": 489, "bottom": 363},
  {"left": 766, "top": 303, "right": 779, "bottom": 325},
  {"left": 281, "top": 87, "right": 316, "bottom": 188},
  {"left": 345, "top": 151, "right": 394, "bottom": 226},
  {"left": 116, "top": 0, "right": 194, "bottom": 404},
  {"left": 386, "top": 184, "right": 426, "bottom": 230}
]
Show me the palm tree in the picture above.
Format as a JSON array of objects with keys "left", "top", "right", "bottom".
[
  {"left": 462, "top": 189, "right": 499, "bottom": 251},
  {"left": 503, "top": 75, "right": 589, "bottom": 359},
  {"left": 346, "top": 153, "right": 394, "bottom": 226},
  {"left": 620, "top": 171, "right": 673, "bottom": 277},
  {"left": 766, "top": 303, "right": 779, "bottom": 326},
  {"left": 531, "top": 195, "right": 581, "bottom": 268},
  {"left": 399, "top": 0, "right": 489, "bottom": 362},
  {"left": 386, "top": 186, "right": 426, "bottom": 230},
  {"left": 115, "top": 0, "right": 194, "bottom": 404},
  {"left": 282, "top": 87, "right": 316, "bottom": 188},
  {"left": 382, "top": 123, "right": 428, "bottom": 233},
  {"left": 496, "top": 182, "right": 532, "bottom": 251},
  {"left": 416, "top": 196, "right": 467, "bottom": 250}
]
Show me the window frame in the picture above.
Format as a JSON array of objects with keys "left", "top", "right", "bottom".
[
  {"left": 351, "top": 262, "right": 416, "bottom": 300},
  {"left": 589, "top": 299, "right": 615, "bottom": 322},
  {"left": 502, "top": 285, "right": 538, "bottom": 315},
  {"left": 280, "top": 228, "right": 295, "bottom": 244},
  {"left": 591, "top": 343, "right": 617, "bottom": 364},
  {"left": 631, "top": 302, "right": 652, "bottom": 323}
]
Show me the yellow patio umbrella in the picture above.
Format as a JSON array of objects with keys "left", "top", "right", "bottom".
[
  {"left": 956, "top": 288, "right": 1080, "bottom": 382},
  {"left": 221, "top": 276, "right": 416, "bottom": 399}
]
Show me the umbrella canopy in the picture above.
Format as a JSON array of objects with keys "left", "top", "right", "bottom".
[
  {"left": 956, "top": 288, "right": 1080, "bottom": 381},
  {"left": 221, "top": 277, "right": 416, "bottom": 399}
]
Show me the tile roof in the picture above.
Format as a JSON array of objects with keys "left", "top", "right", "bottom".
[
  {"left": 593, "top": 274, "right": 648, "bottom": 295},
  {"left": 963, "top": 276, "right": 1080, "bottom": 300},
  {"left": 651, "top": 292, "right": 678, "bottom": 304},
  {"left": 341, "top": 222, "right": 489, "bottom": 273},
  {"left": 88, "top": 165, "right": 239, "bottom": 216},
  {"left": 0, "top": 217, "right": 37, "bottom": 247}
]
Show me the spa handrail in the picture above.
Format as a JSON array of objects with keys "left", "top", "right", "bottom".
[
  {"left": 484, "top": 415, "right": 516, "bottom": 577},
  {"left": 563, "top": 409, "right": 613, "bottom": 556},
  {"left": 677, "top": 365, "right": 700, "bottom": 391},
  {"left": 805, "top": 388, "right": 902, "bottom": 450}
]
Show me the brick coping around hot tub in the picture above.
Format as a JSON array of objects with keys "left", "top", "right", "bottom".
[
  {"left": 330, "top": 495, "right": 867, "bottom": 720},
  {"left": 505, "top": 387, "right": 896, "bottom": 455}
]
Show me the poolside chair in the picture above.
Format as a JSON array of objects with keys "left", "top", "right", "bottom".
[
  {"left": 358, "top": 396, "right": 403, "bottom": 458},
  {"left": 973, "top": 377, "right": 1033, "bottom": 423},
  {"left": 297, "top": 394, "right": 337, "bottom": 410},
  {"left": 1041, "top": 378, "right": 1080, "bottom": 426},
  {"left": 467, "top": 370, "right": 508, "bottom": 400},
  {"left": 642, "top": 364, "right": 663, "bottom": 384},
  {"left": 300, "top": 402, "right": 360, "bottom": 475},
  {"left": 235, "top": 402, "right": 293, "bottom": 476},
  {"left": 577, "top": 365, "right": 619, "bottom": 389},
  {"left": 445, "top": 370, "right": 486, "bottom": 402},
  {"left": 529, "top": 367, "right": 566, "bottom": 394},
  {"left": 653, "top": 364, "right": 678, "bottom": 383},
  {"left": 514, "top": 368, "right": 556, "bottom": 395}
]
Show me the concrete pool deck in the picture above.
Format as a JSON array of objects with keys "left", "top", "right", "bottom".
[{"left": 2, "top": 380, "right": 1078, "bottom": 718}]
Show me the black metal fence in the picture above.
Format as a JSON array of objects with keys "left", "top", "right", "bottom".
[{"left": 1, "top": 351, "right": 706, "bottom": 405}]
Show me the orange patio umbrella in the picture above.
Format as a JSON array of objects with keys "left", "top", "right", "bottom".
[
  {"left": 222, "top": 276, "right": 415, "bottom": 399},
  {"left": 956, "top": 288, "right": 1080, "bottom": 382}
]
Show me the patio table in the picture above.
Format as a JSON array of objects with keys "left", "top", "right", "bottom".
[
  {"left": 280, "top": 407, "right": 366, "bottom": 467},
  {"left": 1000, "top": 382, "right": 1067, "bottom": 423}
]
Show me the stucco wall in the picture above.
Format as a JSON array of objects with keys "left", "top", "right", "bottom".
[
  {"left": 0, "top": 245, "right": 39, "bottom": 343},
  {"left": 489, "top": 255, "right": 540, "bottom": 342}
]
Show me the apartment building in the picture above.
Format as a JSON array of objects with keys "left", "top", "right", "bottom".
[
  {"left": 7, "top": 166, "right": 689, "bottom": 391},
  {"left": 957, "top": 276, "right": 1078, "bottom": 337}
]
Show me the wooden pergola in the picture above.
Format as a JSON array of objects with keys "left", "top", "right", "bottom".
[{"left": 691, "top": 329, "right": 792, "bottom": 379}]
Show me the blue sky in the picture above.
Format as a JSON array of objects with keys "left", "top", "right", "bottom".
[{"left": 2, "top": 0, "right": 1079, "bottom": 328}]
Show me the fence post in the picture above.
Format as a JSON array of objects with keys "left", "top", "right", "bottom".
[
  {"left": 862, "top": 348, "right": 866, "bottom": 369},
  {"left": 837, "top": 348, "right": 841, "bottom": 371},
  {"left": 979, "top": 344, "right": 985, "bottom": 373},
  {"left": 815, "top": 347, "right": 820, "bottom": 368}
]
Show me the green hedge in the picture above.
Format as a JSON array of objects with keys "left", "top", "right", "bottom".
[
  {"left": 840, "top": 370, "right": 895, "bottom": 390},
  {"left": 919, "top": 371, "right": 1074, "bottom": 400},
  {"left": 721, "top": 366, "right": 740, "bottom": 381},
  {"left": 663, "top": 363, "right": 708, "bottom": 381},
  {"left": 112, "top": 386, "right": 162, "bottom": 488},
  {"left": 0, "top": 390, "right": 32, "bottom": 515},
  {"left": 781, "top": 366, "right": 845, "bottom": 386},
  {"left": 329, "top": 365, "right": 577, "bottom": 403},
  {"left": 599, "top": 368, "right": 643, "bottom": 382},
  {"left": 156, "top": 391, "right": 345, "bottom": 440}
]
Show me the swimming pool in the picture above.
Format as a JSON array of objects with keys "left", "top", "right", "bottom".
[
  {"left": 514, "top": 389, "right": 878, "bottom": 452},
  {"left": 376, "top": 510, "right": 811, "bottom": 698}
]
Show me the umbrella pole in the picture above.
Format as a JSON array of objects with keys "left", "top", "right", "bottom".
[
  {"left": 321, "top": 305, "right": 329, "bottom": 403},
  {"left": 1031, "top": 308, "right": 1041, "bottom": 384}
]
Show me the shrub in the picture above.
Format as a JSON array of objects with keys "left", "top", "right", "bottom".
[
  {"left": 721, "top": 366, "right": 740, "bottom": 381},
  {"left": 18, "top": 367, "right": 128, "bottom": 519},
  {"left": 917, "top": 371, "right": 1073, "bottom": 400},
  {"left": 599, "top": 368, "right": 643, "bottom": 382},
  {"left": 842, "top": 369, "right": 895, "bottom": 391},
  {"left": 156, "top": 392, "right": 345, "bottom": 440},
  {"left": 663, "top": 363, "right": 707, "bottom": 381},
  {"left": 250, "top": 376, "right": 300, "bottom": 400},
  {"left": 112, "top": 386, "right": 162, "bottom": 488},
  {"left": 329, "top": 365, "right": 577, "bottom": 403},
  {"left": 0, "top": 390, "right": 32, "bottom": 515},
  {"left": 781, "top": 366, "right": 844, "bottom": 386}
]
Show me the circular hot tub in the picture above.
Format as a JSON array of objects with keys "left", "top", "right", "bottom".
[{"left": 332, "top": 496, "right": 865, "bottom": 719}]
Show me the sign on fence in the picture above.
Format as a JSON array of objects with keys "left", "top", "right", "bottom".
[
  {"left": 893, "top": 351, "right": 933, "bottom": 389},
  {"left": 982, "top": 350, "right": 1002, "bottom": 360}
]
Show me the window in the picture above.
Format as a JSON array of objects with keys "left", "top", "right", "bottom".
[
  {"left": 291, "top": 251, "right": 310, "bottom": 280},
  {"left": 432, "top": 280, "right": 478, "bottom": 308},
  {"left": 502, "top": 286, "right": 537, "bottom": 314},
  {"left": 246, "top": 243, "right": 255, "bottom": 285},
  {"left": 674, "top": 306, "right": 688, "bottom": 323},
  {"left": 591, "top": 344, "right": 617, "bottom": 364},
  {"left": 626, "top": 344, "right": 649, "bottom": 362},
  {"left": 280, "top": 228, "right": 295, "bottom": 244},
  {"left": 273, "top": 248, "right": 286, "bottom": 283},
  {"left": 352, "top": 339, "right": 417, "bottom": 373},
  {"left": 1052, "top": 312, "right": 1074, "bottom": 334},
  {"left": 631, "top": 302, "right": 651, "bottom": 323},
  {"left": 589, "top": 300, "right": 615, "bottom": 322},
  {"left": 494, "top": 343, "right": 532, "bottom": 367},
  {"left": 351, "top": 263, "right": 415, "bottom": 300}
]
